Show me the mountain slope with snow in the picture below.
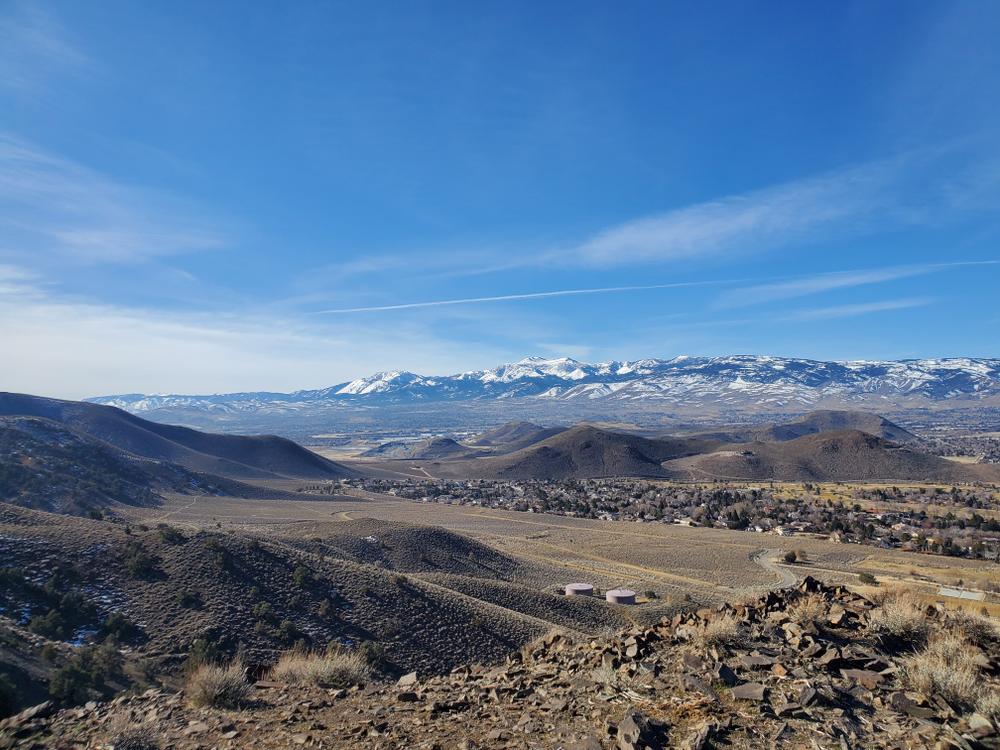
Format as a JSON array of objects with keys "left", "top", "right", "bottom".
[{"left": 89, "top": 355, "right": 1000, "bottom": 417}]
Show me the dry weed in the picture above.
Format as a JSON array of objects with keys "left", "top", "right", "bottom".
[
  {"left": 270, "top": 649, "right": 372, "bottom": 688},
  {"left": 977, "top": 691, "right": 1000, "bottom": 721},
  {"left": 866, "top": 590, "right": 930, "bottom": 646},
  {"left": 944, "top": 609, "right": 999, "bottom": 647},
  {"left": 185, "top": 660, "right": 251, "bottom": 709},
  {"left": 787, "top": 593, "right": 826, "bottom": 625},
  {"left": 694, "top": 614, "right": 744, "bottom": 649},
  {"left": 902, "top": 632, "right": 980, "bottom": 708},
  {"left": 106, "top": 716, "right": 160, "bottom": 750}
]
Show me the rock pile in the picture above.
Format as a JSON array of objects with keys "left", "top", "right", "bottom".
[{"left": 5, "top": 578, "right": 998, "bottom": 749}]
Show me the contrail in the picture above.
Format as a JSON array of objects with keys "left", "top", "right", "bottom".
[
  {"left": 311, "top": 259, "right": 998, "bottom": 315},
  {"left": 311, "top": 279, "right": 742, "bottom": 314}
]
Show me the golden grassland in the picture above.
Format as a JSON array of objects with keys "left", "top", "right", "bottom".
[{"left": 133, "top": 488, "right": 1000, "bottom": 621}]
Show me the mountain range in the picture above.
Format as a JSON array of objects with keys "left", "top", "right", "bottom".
[{"left": 89, "top": 356, "right": 1000, "bottom": 420}]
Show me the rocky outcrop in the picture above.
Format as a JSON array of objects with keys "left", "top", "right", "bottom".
[{"left": 7, "top": 579, "right": 999, "bottom": 749}]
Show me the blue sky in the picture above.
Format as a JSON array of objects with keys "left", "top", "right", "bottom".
[{"left": 2, "top": 1, "right": 999, "bottom": 398}]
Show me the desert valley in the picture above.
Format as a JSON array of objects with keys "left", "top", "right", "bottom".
[
  {"left": 4, "top": 3, "right": 1000, "bottom": 747},
  {"left": 2, "top": 370, "right": 1000, "bottom": 748}
]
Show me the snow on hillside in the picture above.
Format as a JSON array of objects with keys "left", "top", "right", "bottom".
[{"left": 87, "top": 355, "right": 1000, "bottom": 414}]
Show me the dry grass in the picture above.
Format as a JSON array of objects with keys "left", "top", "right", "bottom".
[
  {"left": 943, "top": 609, "right": 999, "bottom": 647},
  {"left": 106, "top": 718, "right": 160, "bottom": 750},
  {"left": 866, "top": 590, "right": 931, "bottom": 646},
  {"left": 185, "top": 660, "right": 251, "bottom": 709},
  {"left": 269, "top": 649, "right": 372, "bottom": 688},
  {"left": 693, "top": 613, "right": 744, "bottom": 649},
  {"left": 978, "top": 692, "right": 1000, "bottom": 721},
  {"left": 787, "top": 593, "right": 826, "bottom": 625},
  {"left": 902, "top": 632, "right": 980, "bottom": 708}
]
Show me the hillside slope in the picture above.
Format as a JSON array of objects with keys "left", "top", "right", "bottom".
[
  {"left": 361, "top": 437, "right": 482, "bottom": 460},
  {"left": 469, "top": 421, "right": 568, "bottom": 453},
  {"left": 0, "top": 393, "right": 355, "bottom": 480},
  {"left": 445, "top": 425, "right": 718, "bottom": 480},
  {"left": 14, "top": 578, "right": 1000, "bottom": 748},
  {"left": 666, "top": 430, "right": 1000, "bottom": 482},
  {"left": 688, "top": 409, "right": 917, "bottom": 444}
]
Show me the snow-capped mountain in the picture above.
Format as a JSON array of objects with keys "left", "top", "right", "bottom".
[{"left": 88, "top": 355, "right": 1000, "bottom": 417}]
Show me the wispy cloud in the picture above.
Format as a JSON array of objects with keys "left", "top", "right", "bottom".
[
  {"left": 0, "top": 268, "right": 512, "bottom": 399},
  {"left": 0, "top": 2, "right": 92, "bottom": 90},
  {"left": 715, "top": 260, "right": 998, "bottom": 309},
  {"left": 562, "top": 160, "right": 903, "bottom": 267},
  {"left": 782, "top": 297, "right": 933, "bottom": 321},
  {"left": 0, "top": 134, "right": 225, "bottom": 265}
]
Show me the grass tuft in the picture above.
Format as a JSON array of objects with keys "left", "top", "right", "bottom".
[
  {"left": 694, "top": 613, "right": 744, "bottom": 649},
  {"left": 185, "top": 660, "right": 251, "bottom": 709},
  {"left": 944, "top": 609, "right": 999, "bottom": 647},
  {"left": 787, "top": 593, "right": 826, "bottom": 625},
  {"left": 106, "top": 716, "right": 160, "bottom": 750},
  {"left": 270, "top": 649, "right": 372, "bottom": 688},
  {"left": 902, "top": 632, "right": 980, "bottom": 708},
  {"left": 866, "top": 590, "right": 930, "bottom": 646}
]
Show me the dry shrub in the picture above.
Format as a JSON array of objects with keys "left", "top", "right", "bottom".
[
  {"left": 944, "top": 609, "right": 999, "bottom": 647},
  {"left": 106, "top": 717, "right": 160, "bottom": 750},
  {"left": 902, "top": 632, "right": 980, "bottom": 708},
  {"left": 978, "top": 691, "right": 1000, "bottom": 720},
  {"left": 185, "top": 660, "right": 251, "bottom": 709},
  {"left": 694, "top": 614, "right": 744, "bottom": 649},
  {"left": 270, "top": 649, "right": 372, "bottom": 688},
  {"left": 787, "top": 593, "right": 826, "bottom": 625},
  {"left": 866, "top": 591, "right": 930, "bottom": 646}
]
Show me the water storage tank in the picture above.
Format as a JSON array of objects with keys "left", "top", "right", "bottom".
[
  {"left": 605, "top": 588, "right": 636, "bottom": 605},
  {"left": 564, "top": 582, "right": 594, "bottom": 596}
]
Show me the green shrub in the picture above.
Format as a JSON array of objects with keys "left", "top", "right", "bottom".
[
  {"left": 49, "top": 642, "right": 122, "bottom": 704},
  {"left": 176, "top": 589, "right": 202, "bottom": 609},
  {"left": 156, "top": 524, "right": 185, "bottom": 545},
  {"left": 123, "top": 542, "right": 157, "bottom": 579},
  {"left": 0, "top": 670, "right": 16, "bottom": 718},
  {"left": 103, "top": 612, "right": 139, "bottom": 642},
  {"left": 292, "top": 566, "right": 310, "bottom": 588},
  {"left": 278, "top": 619, "right": 299, "bottom": 644},
  {"left": 29, "top": 608, "right": 68, "bottom": 640},
  {"left": 183, "top": 637, "right": 220, "bottom": 676},
  {"left": 858, "top": 572, "right": 878, "bottom": 586}
]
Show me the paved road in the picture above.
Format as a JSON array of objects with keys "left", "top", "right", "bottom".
[{"left": 751, "top": 548, "right": 800, "bottom": 590}]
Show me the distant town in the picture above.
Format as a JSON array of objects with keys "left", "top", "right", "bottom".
[{"left": 321, "top": 477, "right": 1000, "bottom": 566}]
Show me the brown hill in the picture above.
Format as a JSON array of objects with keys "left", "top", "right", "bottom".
[
  {"left": 446, "top": 425, "right": 719, "bottom": 479},
  {"left": 687, "top": 409, "right": 917, "bottom": 444},
  {"left": 0, "top": 393, "right": 355, "bottom": 480},
  {"left": 468, "top": 421, "right": 567, "bottom": 453},
  {"left": 665, "top": 429, "right": 1000, "bottom": 482},
  {"left": 0, "top": 506, "right": 628, "bottom": 716},
  {"left": 361, "top": 436, "right": 483, "bottom": 460}
]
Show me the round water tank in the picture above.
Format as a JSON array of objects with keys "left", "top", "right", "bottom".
[
  {"left": 564, "top": 582, "right": 594, "bottom": 596},
  {"left": 605, "top": 588, "right": 636, "bottom": 605}
]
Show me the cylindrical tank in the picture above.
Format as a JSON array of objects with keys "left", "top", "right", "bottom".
[
  {"left": 605, "top": 588, "right": 636, "bottom": 605},
  {"left": 564, "top": 582, "right": 594, "bottom": 597}
]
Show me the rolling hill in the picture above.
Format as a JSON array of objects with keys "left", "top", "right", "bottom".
[
  {"left": 361, "top": 436, "right": 482, "bottom": 460},
  {"left": 664, "top": 430, "right": 1000, "bottom": 483},
  {"left": 0, "top": 393, "right": 355, "bottom": 481},
  {"left": 468, "top": 420, "right": 567, "bottom": 453},
  {"left": 0, "top": 416, "right": 313, "bottom": 516},
  {"left": 444, "top": 425, "right": 719, "bottom": 480},
  {"left": 686, "top": 409, "right": 917, "bottom": 444}
]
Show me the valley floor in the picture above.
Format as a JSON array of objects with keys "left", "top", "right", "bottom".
[{"left": 129, "top": 490, "right": 1000, "bottom": 616}]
